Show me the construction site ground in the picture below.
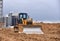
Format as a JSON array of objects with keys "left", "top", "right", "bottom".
[{"left": 0, "top": 23, "right": 60, "bottom": 41}]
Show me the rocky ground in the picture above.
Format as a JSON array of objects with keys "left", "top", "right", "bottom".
[{"left": 0, "top": 23, "right": 60, "bottom": 41}]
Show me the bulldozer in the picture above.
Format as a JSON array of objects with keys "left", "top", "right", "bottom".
[{"left": 14, "top": 13, "right": 43, "bottom": 34}]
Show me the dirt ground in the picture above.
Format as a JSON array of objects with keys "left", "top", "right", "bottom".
[{"left": 0, "top": 23, "right": 60, "bottom": 41}]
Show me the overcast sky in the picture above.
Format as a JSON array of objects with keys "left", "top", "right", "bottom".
[{"left": 3, "top": 0, "right": 60, "bottom": 21}]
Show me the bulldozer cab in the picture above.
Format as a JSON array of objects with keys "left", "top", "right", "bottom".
[
  {"left": 19, "top": 13, "right": 28, "bottom": 20},
  {"left": 18, "top": 13, "right": 28, "bottom": 24}
]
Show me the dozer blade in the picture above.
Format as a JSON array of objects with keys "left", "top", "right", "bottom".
[{"left": 23, "top": 26, "right": 44, "bottom": 34}]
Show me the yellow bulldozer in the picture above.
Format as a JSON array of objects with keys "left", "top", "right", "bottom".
[{"left": 14, "top": 13, "right": 43, "bottom": 34}]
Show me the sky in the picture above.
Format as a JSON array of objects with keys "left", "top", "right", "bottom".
[{"left": 3, "top": 0, "right": 60, "bottom": 21}]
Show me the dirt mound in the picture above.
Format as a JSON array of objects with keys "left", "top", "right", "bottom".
[{"left": 0, "top": 23, "right": 60, "bottom": 41}]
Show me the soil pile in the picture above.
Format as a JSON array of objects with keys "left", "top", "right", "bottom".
[{"left": 0, "top": 23, "right": 60, "bottom": 41}]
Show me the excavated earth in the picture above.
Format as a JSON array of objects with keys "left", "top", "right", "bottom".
[{"left": 0, "top": 23, "right": 60, "bottom": 41}]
